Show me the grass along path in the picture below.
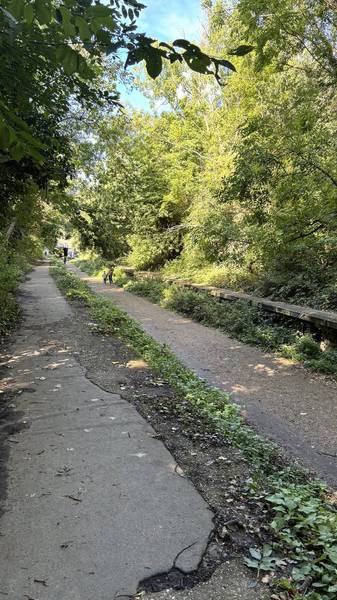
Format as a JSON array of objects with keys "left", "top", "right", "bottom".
[{"left": 51, "top": 262, "right": 337, "bottom": 600}]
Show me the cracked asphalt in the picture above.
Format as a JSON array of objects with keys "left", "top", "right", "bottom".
[{"left": 0, "top": 266, "right": 213, "bottom": 600}]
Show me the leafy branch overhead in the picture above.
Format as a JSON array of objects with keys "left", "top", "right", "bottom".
[
  {"left": 0, "top": 0, "right": 252, "bottom": 165},
  {"left": 126, "top": 37, "right": 251, "bottom": 82}
]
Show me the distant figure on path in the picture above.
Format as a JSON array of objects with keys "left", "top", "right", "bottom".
[
  {"left": 108, "top": 267, "right": 113, "bottom": 285},
  {"left": 63, "top": 246, "right": 68, "bottom": 264},
  {"left": 103, "top": 271, "right": 108, "bottom": 285}
]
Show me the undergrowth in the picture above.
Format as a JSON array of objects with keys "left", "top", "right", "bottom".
[
  {"left": 0, "top": 255, "right": 28, "bottom": 338},
  {"left": 51, "top": 262, "right": 337, "bottom": 600},
  {"left": 74, "top": 256, "right": 106, "bottom": 276},
  {"left": 112, "top": 271, "right": 337, "bottom": 377}
]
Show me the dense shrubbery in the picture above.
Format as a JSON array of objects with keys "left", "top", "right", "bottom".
[
  {"left": 0, "top": 254, "right": 28, "bottom": 337},
  {"left": 74, "top": 256, "right": 106, "bottom": 277},
  {"left": 124, "top": 279, "right": 165, "bottom": 304}
]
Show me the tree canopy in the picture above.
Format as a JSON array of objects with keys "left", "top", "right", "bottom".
[
  {"left": 0, "top": 0, "right": 244, "bottom": 260},
  {"left": 1, "top": 0, "right": 337, "bottom": 310},
  {"left": 70, "top": 0, "right": 337, "bottom": 308}
]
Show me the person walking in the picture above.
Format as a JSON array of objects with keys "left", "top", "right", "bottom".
[
  {"left": 107, "top": 267, "right": 113, "bottom": 285},
  {"left": 63, "top": 246, "right": 68, "bottom": 264}
]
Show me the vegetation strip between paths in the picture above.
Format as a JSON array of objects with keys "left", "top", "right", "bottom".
[{"left": 51, "top": 262, "right": 337, "bottom": 600}]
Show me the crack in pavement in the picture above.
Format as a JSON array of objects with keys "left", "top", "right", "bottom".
[{"left": 0, "top": 266, "right": 213, "bottom": 600}]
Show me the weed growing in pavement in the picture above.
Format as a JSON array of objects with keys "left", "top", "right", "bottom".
[{"left": 51, "top": 263, "right": 337, "bottom": 599}]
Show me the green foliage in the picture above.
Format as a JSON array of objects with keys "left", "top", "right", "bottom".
[
  {"left": 113, "top": 266, "right": 132, "bottom": 287},
  {"left": 70, "top": 0, "right": 337, "bottom": 314},
  {"left": 0, "top": 286, "right": 22, "bottom": 337},
  {"left": 1, "top": 0, "right": 239, "bottom": 165},
  {"left": 0, "top": 248, "right": 28, "bottom": 336},
  {"left": 74, "top": 256, "right": 106, "bottom": 276},
  {"left": 124, "top": 278, "right": 165, "bottom": 303},
  {"left": 2, "top": 0, "right": 240, "bottom": 277},
  {"left": 52, "top": 263, "right": 337, "bottom": 598},
  {"left": 244, "top": 545, "right": 286, "bottom": 574},
  {"left": 294, "top": 335, "right": 321, "bottom": 359},
  {"left": 266, "top": 483, "right": 337, "bottom": 598}
]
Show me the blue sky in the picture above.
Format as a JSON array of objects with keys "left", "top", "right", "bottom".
[
  {"left": 119, "top": 0, "right": 203, "bottom": 110},
  {"left": 137, "top": 0, "right": 202, "bottom": 41}
]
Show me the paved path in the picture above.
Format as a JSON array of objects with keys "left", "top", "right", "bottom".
[
  {"left": 0, "top": 266, "right": 213, "bottom": 599},
  {"left": 71, "top": 266, "right": 337, "bottom": 487}
]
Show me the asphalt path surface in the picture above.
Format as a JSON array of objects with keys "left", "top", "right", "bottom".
[
  {"left": 71, "top": 265, "right": 337, "bottom": 487},
  {"left": 0, "top": 266, "right": 213, "bottom": 599}
]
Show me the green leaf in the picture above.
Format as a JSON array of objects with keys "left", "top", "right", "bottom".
[
  {"left": 229, "top": 45, "right": 255, "bottom": 56},
  {"left": 57, "top": 46, "right": 79, "bottom": 75},
  {"left": 59, "top": 6, "right": 76, "bottom": 36},
  {"left": 173, "top": 39, "right": 193, "bottom": 51},
  {"left": 327, "top": 546, "right": 337, "bottom": 564},
  {"left": 262, "top": 545, "right": 272, "bottom": 557},
  {"left": 217, "top": 59, "right": 236, "bottom": 72},
  {"left": 8, "top": 0, "right": 24, "bottom": 20},
  {"left": 184, "top": 53, "right": 211, "bottom": 74},
  {"left": 249, "top": 547, "right": 262, "bottom": 560},
  {"left": 244, "top": 557, "right": 259, "bottom": 569},
  {"left": 9, "top": 142, "right": 25, "bottom": 161},
  {"left": 292, "top": 564, "right": 312, "bottom": 581},
  {"left": 23, "top": 3, "right": 34, "bottom": 24},
  {"left": 75, "top": 16, "right": 91, "bottom": 41},
  {"left": 145, "top": 51, "right": 163, "bottom": 79},
  {"left": 34, "top": 0, "right": 52, "bottom": 25},
  {"left": 88, "top": 3, "right": 112, "bottom": 18},
  {"left": 0, "top": 122, "right": 16, "bottom": 149}
]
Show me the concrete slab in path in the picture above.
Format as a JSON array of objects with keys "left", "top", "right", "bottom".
[{"left": 0, "top": 266, "right": 213, "bottom": 600}]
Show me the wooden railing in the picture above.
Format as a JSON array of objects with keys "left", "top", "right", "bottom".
[{"left": 119, "top": 267, "right": 337, "bottom": 333}]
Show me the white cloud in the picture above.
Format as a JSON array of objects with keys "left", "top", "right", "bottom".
[{"left": 137, "top": 0, "right": 202, "bottom": 43}]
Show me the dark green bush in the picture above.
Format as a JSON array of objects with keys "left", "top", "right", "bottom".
[
  {"left": 0, "top": 260, "right": 27, "bottom": 336},
  {"left": 295, "top": 334, "right": 321, "bottom": 358}
]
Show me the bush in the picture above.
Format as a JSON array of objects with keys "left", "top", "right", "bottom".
[
  {"left": 295, "top": 334, "right": 321, "bottom": 358},
  {"left": 0, "top": 290, "right": 21, "bottom": 336},
  {"left": 0, "top": 258, "right": 27, "bottom": 336},
  {"left": 113, "top": 266, "right": 132, "bottom": 287},
  {"left": 124, "top": 278, "right": 165, "bottom": 303},
  {"left": 65, "top": 289, "right": 91, "bottom": 304},
  {"left": 74, "top": 256, "right": 106, "bottom": 276}
]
